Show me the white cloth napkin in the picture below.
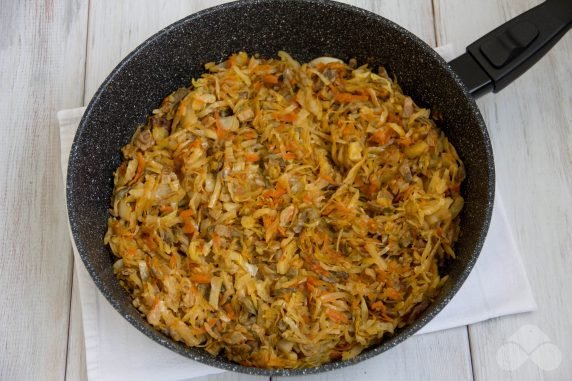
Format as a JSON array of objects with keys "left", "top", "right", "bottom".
[{"left": 57, "top": 45, "right": 536, "bottom": 381}]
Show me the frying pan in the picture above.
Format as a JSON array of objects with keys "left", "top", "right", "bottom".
[{"left": 66, "top": 0, "right": 572, "bottom": 376}]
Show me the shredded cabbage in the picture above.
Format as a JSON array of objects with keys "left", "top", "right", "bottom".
[{"left": 105, "top": 51, "right": 465, "bottom": 368}]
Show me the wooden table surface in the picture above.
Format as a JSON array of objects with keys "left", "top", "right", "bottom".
[{"left": 1, "top": 0, "right": 570, "bottom": 380}]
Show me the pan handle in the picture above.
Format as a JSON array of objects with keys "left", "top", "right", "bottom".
[{"left": 448, "top": 0, "right": 572, "bottom": 98}]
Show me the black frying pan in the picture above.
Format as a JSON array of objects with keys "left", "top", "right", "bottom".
[{"left": 66, "top": 0, "right": 571, "bottom": 376}]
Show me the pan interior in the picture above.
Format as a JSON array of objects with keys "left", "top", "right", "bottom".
[{"left": 67, "top": 0, "right": 494, "bottom": 376}]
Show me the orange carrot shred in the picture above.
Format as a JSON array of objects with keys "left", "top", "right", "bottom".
[
  {"left": 190, "top": 138, "right": 202, "bottom": 148},
  {"left": 326, "top": 309, "right": 349, "bottom": 324},
  {"left": 159, "top": 205, "right": 173, "bottom": 213},
  {"left": 273, "top": 111, "right": 297, "bottom": 123},
  {"left": 179, "top": 209, "right": 194, "bottom": 220},
  {"left": 384, "top": 287, "right": 402, "bottom": 300},
  {"left": 190, "top": 272, "right": 212, "bottom": 284},
  {"left": 214, "top": 111, "right": 225, "bottom": 139},
  {"left": 371, "top": 301, "right": 386, "bottom": 312},
  {"left": 262, "top": 74, "right": 279, "bottom": 85},
  {"left": 182, "top": 221, "right": 195, "bottom": 235},
  {"left": 245, "top": 153, "right": 260, "bottom": 162},
  {"left": 282, "top": 152, "right": 297, "bottom": 160}
]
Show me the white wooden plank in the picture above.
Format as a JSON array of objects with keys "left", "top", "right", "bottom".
[
  {"left": 337, "top": 0, "right": 436, "bottom": 46},
  {"left": 0, "top": 0, "right": 88, "bottom": 380},
  {"left": 435, "top": 0, "right": 572, "bottom": 380},
  {"left": 84, "top": 0, "right": 234, "bottom": 101}
]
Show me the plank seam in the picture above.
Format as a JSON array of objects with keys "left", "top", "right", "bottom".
[
  {"left": 64, "top": 0, "right": 90, "bottom": 379},
  {"left": 431, "top": 0, "right": 440, "bottom": 46},
  {"left": 466, "top": 326, "right": 476, "bottom": 381},
  {"left": 81, "top": 0, "right": 91, "bottom": 106},
  {"left": 64, "top": 261, "right": 76, "bottom": 381}
]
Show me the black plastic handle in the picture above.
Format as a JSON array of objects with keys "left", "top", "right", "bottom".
[{"left": 449, "top": 0, "right": 572, "bottom": 98}]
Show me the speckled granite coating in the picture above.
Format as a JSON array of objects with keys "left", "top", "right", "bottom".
[{"left": 67, "top": 0, "right": 494, "bottom": 376}]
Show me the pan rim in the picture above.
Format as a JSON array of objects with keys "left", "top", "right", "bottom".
[{"left": 67, "top": 0, "right": 495, "bottom": 376}]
